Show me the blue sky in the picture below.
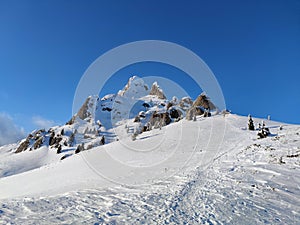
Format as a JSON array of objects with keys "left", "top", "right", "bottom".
[{"left": 0, "top": 0, "right": 299, "bottom": 142}]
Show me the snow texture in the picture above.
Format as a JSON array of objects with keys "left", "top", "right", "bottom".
[{"left": 0, "top": 114, "right": 299, "bottom": 224}]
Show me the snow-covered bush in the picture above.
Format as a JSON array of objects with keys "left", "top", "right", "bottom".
[{"left": 257, "top": 121, "right": 270, "bottom": 138}]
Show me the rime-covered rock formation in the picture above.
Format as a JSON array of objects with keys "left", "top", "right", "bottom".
[{"left": 14, "top": 76, "right": 217, "bottom": 157}]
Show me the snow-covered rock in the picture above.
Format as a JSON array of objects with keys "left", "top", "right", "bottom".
[
  {"left": 1, "top": 76, "right": 299, "bottom": 224},
  {"left": 149, "top": 81, "right": 166, "bottom": 99},
  {"left": 117, "top": 76, "right": 149, "bottom": 98}
]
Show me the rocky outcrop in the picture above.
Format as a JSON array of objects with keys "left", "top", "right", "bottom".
[
  {"left": 186, "top": 94, "right": 216, "bottom": 120},
  {"left": 192, "top": 93, "right": 216, "bottom": 110},
  {"left": 186, "top": 107, "right": 205, "bottom": 120},
  {"left": 49, "top": 132, "right": 55, "bottom": 146},
  {"left": 33, "top": 136, "right": 44, "bottom": 149},
  {"left": 13, "top": 76, "right": 218, "bottom": 160},
  {"left": 149, "top": 111, "right": 171, "bottom": 128},
  {"left": 66, "top": 116, "right": 75, "bottom": 125},
  {"left": 15, "top": 129, "right": 46, "bottom": 153},
  {"left": 75, "top": 143, "right": 84, "bottom": 154},
  {"left": 56, "top": 145, "right": 62, "bottom": 154},
  {"left": 118, "top": 76, "right": 149, "bottom": 97},
  {"left": 76, "top": 96, "right": 97, "bottom": 121},
  {"left": 169, "top": 107, "right": 182, "bottom": 119},
  {"left": 15, "top": 138, "right": 30, "bottom": 153},
  {"left": 149, "top": 82, "right": 166, "bottom": 99},
  {"left": 118, "top": 76, "right": 135, "bottom": 96}
]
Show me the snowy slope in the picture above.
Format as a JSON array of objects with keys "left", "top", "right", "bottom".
[{"left": 0, "top": 114, "right": 299, "bottom": 224}]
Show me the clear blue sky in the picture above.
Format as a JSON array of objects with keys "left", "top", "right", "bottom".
[{"left": 0, "top": 0, "right": 299, "bottom": 134}]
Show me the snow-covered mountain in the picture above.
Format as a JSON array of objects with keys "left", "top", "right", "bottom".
[
  {"left": 7, "top": 76, "right": 213, "bottom": 161},
  {"left": 0, "top": 77, "right": 299, "bottom": 224}
]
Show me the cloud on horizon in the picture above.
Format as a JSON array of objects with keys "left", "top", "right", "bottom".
[
  {"left": 32, "top": 116, "right": 57, "bottom": 130},
  {"left": 0, "top": 112, "right": 26, "bottom": 146}
]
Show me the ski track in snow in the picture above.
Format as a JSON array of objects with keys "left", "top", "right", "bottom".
[{"left": 0, "top": 115, "right": 300, "bottom": 224}]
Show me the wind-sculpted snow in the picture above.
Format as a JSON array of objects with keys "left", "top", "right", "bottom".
[{"left": 0, "top": 115, "right": 299, "bottom": 224}]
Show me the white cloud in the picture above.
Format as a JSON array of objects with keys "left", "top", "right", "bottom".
[
  {"left": 0, "top": 113, "right": 26, "bottom": 146},
  {"left": 32, "top": 116, "right": 57, "bottom": 130}
]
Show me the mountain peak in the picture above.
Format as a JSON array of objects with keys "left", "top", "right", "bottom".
[
  {"left": 149, "top": 82, "right": 166, "bottom": 99},
  {"left": 118, "top": 76, "right": 149, "bottom": 98}
]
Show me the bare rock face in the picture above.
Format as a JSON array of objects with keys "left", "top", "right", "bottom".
[
  {"left": 186, "top": 94, "right": 216, "bottom": 120},
  {"left": 149, "top": 82, "right": 166, "bottom": 99},
  {"left": 66, "top": 116, "right": 75, "bottom": 125},
  {"left": 74, "top": 95, "right": 99, "bottom": 123},
  {"left": 186, "top": 107, "right": 205, "bottom": 120},
  {"left": 192, "top": 93, "right": 216, "bottom": 110},
  {"left": 33, "top": 136, "right": 44, "bottom": 149},
  {"left": 49, "top": 132, "right": 55, "bottom": 146},
  {"left": 77, "top": 96, "right": 93, "bottom": 120},
  {"left": 149, "top": 111, "right": 171, "bottom": 128},
  {"left": 15, "top": 129, "right": 46, "bottom": 153},
  {"left": 15, "top": 138, "right": 30, "bottom": 153}
]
